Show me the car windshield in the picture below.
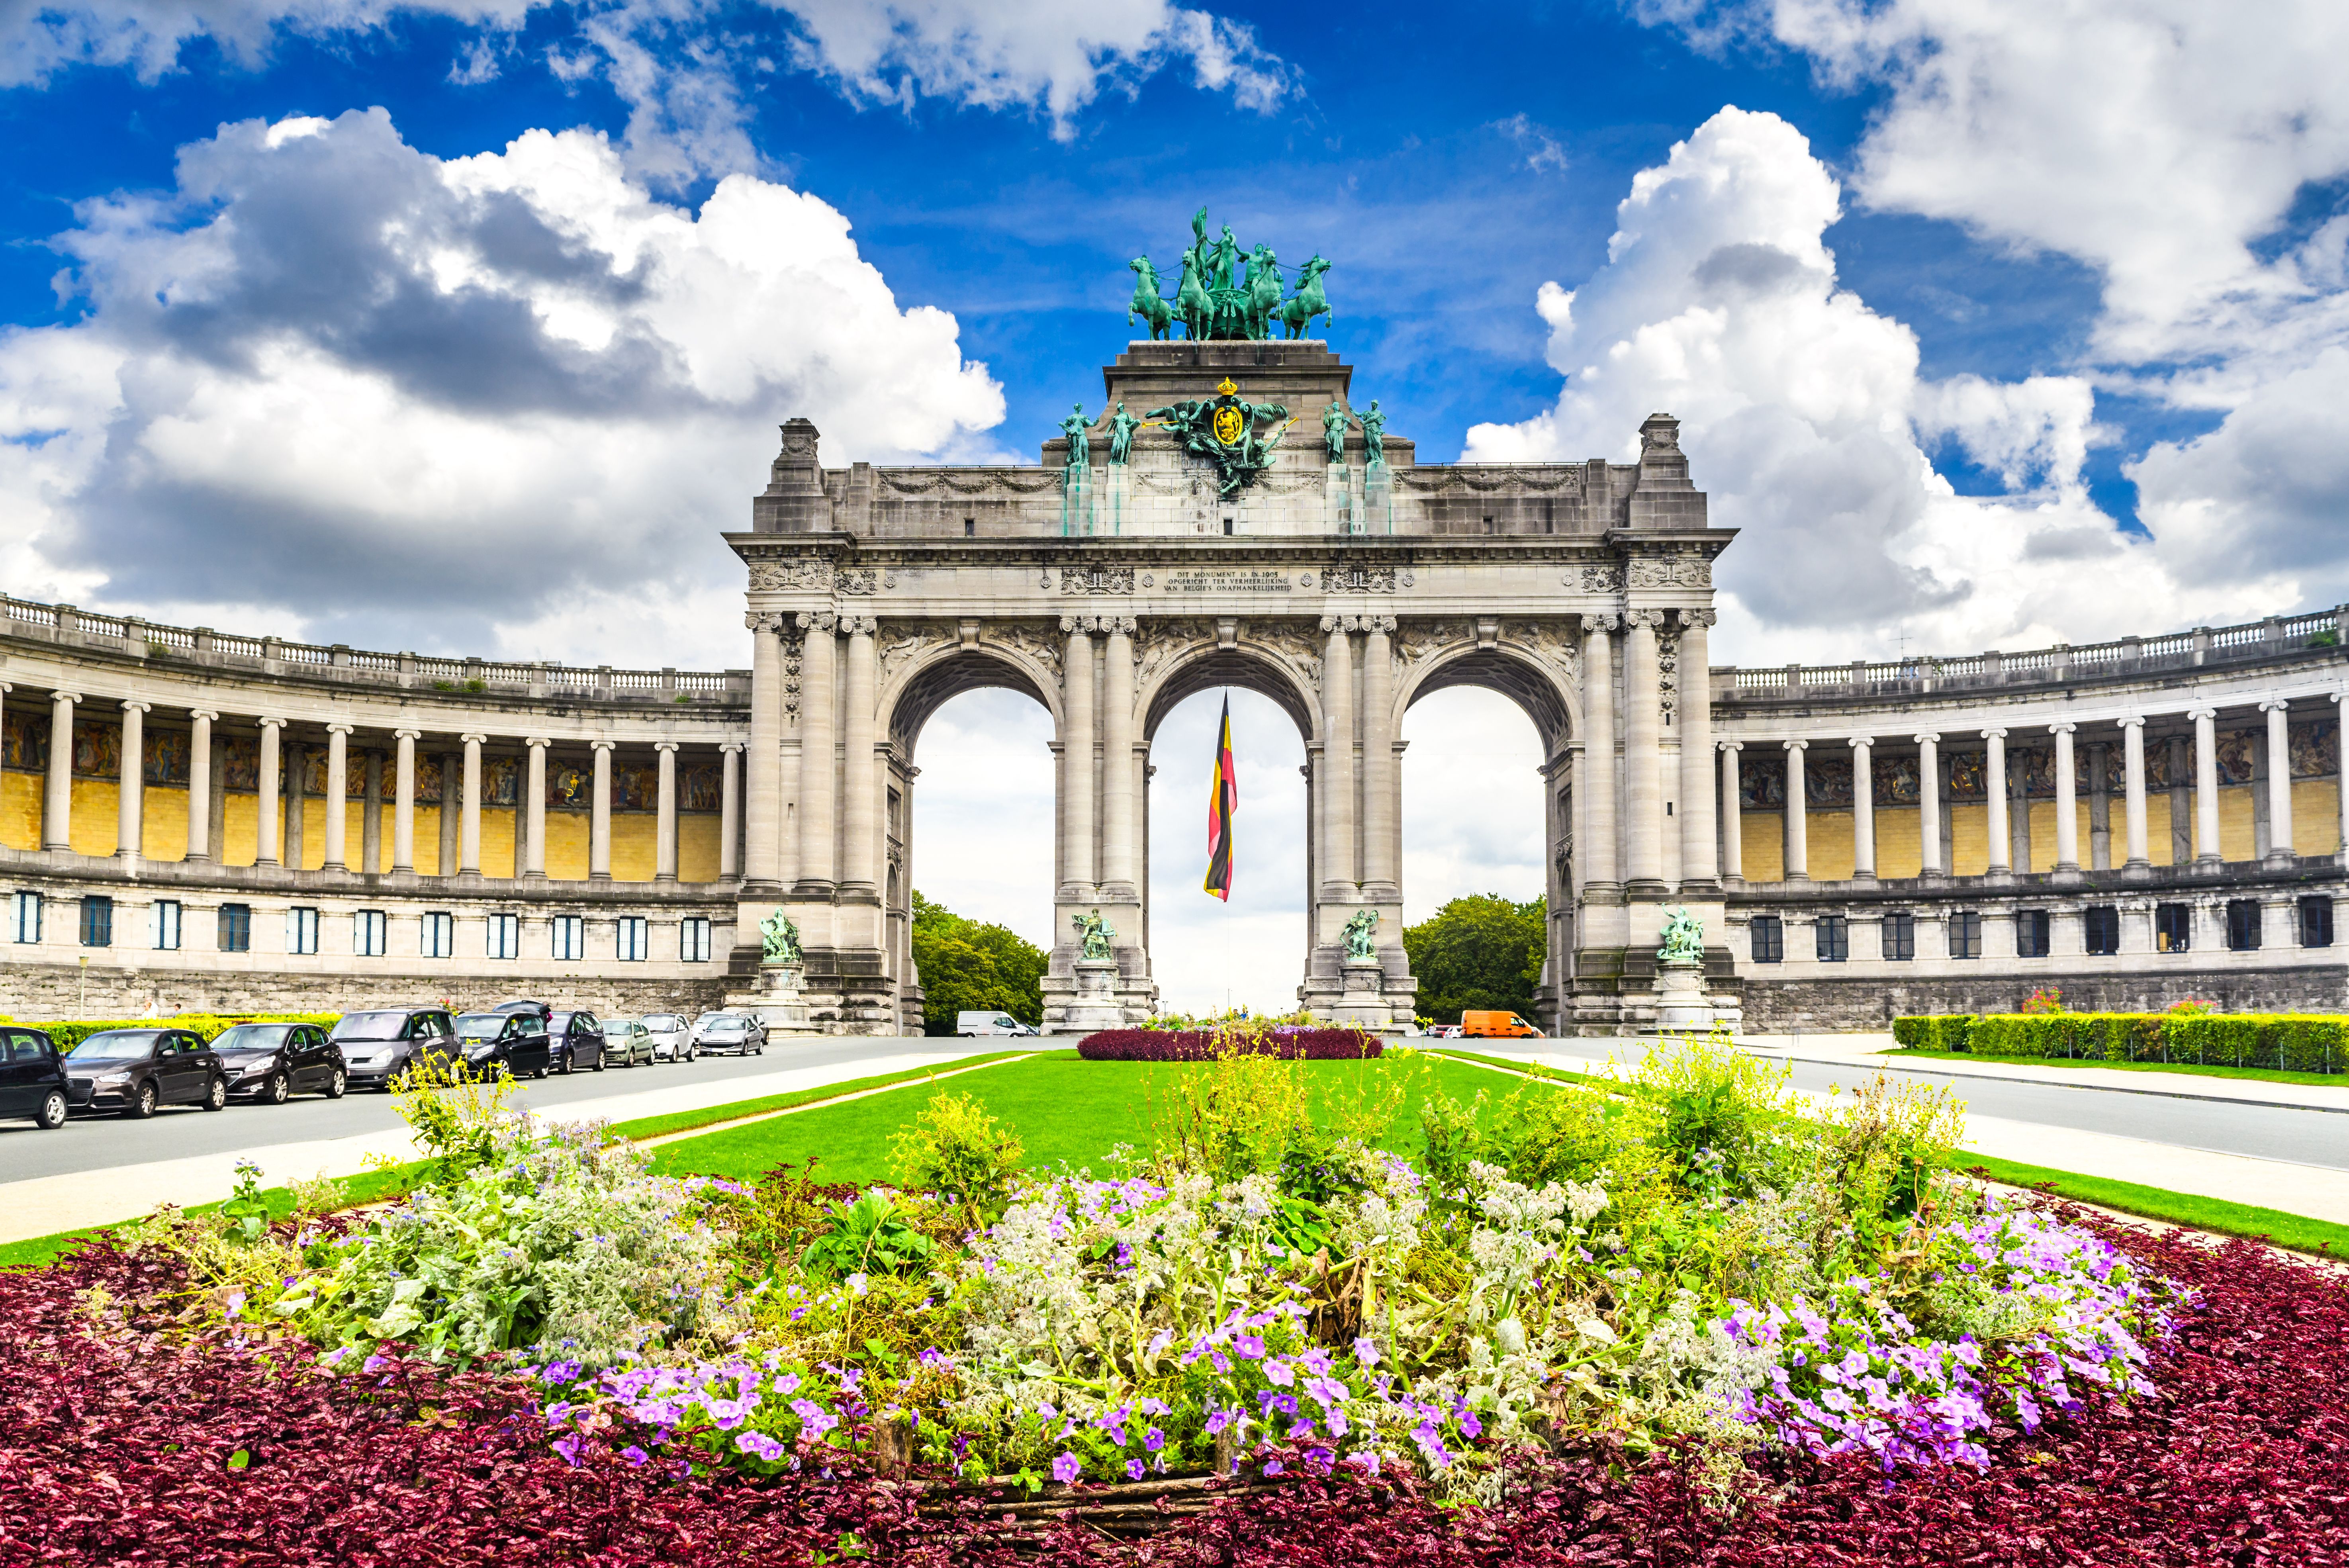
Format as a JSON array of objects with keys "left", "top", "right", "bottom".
[
  {"left": 70, "top": 1030, "right": 163, "bottom": 1062},
  {"left": 643, "top": 1015, "right": 681, "bottom": 1029},
  {"left": 549, "top": 1013, "right": 577, "bottom": 1030},
  {"left": 705, "top": 1018, "right": 745, "bottom": 1033},
  {"left": 213, "top": 1024, "right": 294, "bottom": 1052},
  {"left": 331, "top": 1011, "right": 409, "bottom": 1042},
  {"left": 454, "top": 1014, "right": 507, "bottom": 1041}
]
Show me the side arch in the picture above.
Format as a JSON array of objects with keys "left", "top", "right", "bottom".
[
  {"left": 884, "top": 637, "right": 1060, "bottom": 752},
  {"left": 1396, "top": 642, "right": 1578, "bottom": 752}
]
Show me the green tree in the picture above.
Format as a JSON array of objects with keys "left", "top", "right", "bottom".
[
  {"left": 910, "top": 891, "right": 1048, "bottom": 1035},
  {"left": 1402, "top": 893, "right": 1546, "bottom": 1024}
]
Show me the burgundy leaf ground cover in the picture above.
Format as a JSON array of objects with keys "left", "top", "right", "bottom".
[
  {"left": 4, "top": 1209, "right": 2344, "bottom": 1566},
  {"left": 1078, "top": 1027, "right": 1382, "bottom": 1061}
]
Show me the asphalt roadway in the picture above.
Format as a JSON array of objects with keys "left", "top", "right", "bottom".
[{"left": 0, "top": 1035, "right": 984, "bottom": 1185}]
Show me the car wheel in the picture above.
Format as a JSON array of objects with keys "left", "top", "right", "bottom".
[
  {"left": 201, "top": 1076, "right": 227, "bottom": 1112},
  {"left": 534, "top": 1063, "right": 550, "bottom": 1081},
  {"left": 592, "top": 1051, "right": 605, "bottom": 1073},
  {"left": 123, "top": 1080, "right": 157, "bottom": 1120},
  {"left": 261, "top": 1070, "right": 290, "bottom": 1106},
  {"left": 35, "top": 1090, "right": 67, "bottom": 1130},
  {"left": 325, "top": 1067, "right": 348, "bottom": 1100}
]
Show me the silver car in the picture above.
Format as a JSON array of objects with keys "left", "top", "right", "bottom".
[
  {"left": 690, "top": 1012, "right": 765, "bottom": 1056},
  {"left": 642, "top": 1012, "right": 694, "bottom": 1063},
  {"left": 601, "top": 1016, "right": 657, "bottom": 1067}
]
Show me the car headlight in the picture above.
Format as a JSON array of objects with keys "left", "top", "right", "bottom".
[
  {"left": 464, "top": 1042, "right": 496, "bottom": 1058},
  {"left": 95, "top": 1072, "right": 129, "bottom": 1086}
]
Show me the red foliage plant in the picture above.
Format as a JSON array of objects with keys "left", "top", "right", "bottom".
[
  {"left": 1078, "top": 1028, "right": 1382, "bottom": 1061},
  {"left": 3, "top": 1209, "right": 2345, "bottom": 1566}
]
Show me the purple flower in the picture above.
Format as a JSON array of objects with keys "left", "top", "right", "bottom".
[
  {"left": 552, "top": 1432, "right": 584, "bottom": 1467},
  {"left": 1234, "top": 1334, "right": 1266, "bottom": 1360},
  {"left": 621, "top": 1445, "right": 649, "bottom": 1467},
  {"left": 1051, "top": 1451, "right": 1082, "bottom": 1485},
  {"left": 1126, "top": 1458, "right": 1145, "bottom": 1480},
  {"left": 1144, "top": 1426, "right": 1166, "bottom": 1452}
]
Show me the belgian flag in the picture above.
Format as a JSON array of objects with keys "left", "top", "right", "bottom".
[{"left": 1203, "top": 695, "right": 1238, "bottom": 900}]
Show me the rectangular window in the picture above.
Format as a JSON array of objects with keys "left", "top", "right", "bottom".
[
  {"left": 152, "top": 899, "right": 182, "bottom": 951},
  {"left": 617, "top": 916, "right": 649, "bottom": 962},
  {"left": 79, "top": 895, "right": 113, "bottom": 948},
  {"left": 1881, "top": 911, "right": 1914, "bottom": 961},
  {"left": 2016, "top": 909, "right": 2051, "bottom": 959},
  {"left": 487, "top": 912, "right": 520, "bottom": 961},
  {"left": 421, "top": 910, "right": 454, "bottom": 959},
  {"left": 1815, "top": 914, "right": 1849, "bottom": 962},
  {"left": 2300, "top": 895, "right": 2334, "bottom": 948},
  {"left": 2084, "top": 905, "right": 2120, "bottom": 956},
  {"left": 552, "top": 915, "right": 585, "bottom": 962},
  {"left": 354, "top": 909, "right": 387, "bottom": 957},
  {"left": 10, "top": 891, "right": 39, "bottom": 945},
  {"left": 681, "top": 916, "right": 711, "bottom": 963},
  {"left": 286, "top": 906, "right": 319, "bottom": 955},
  {"left": 218, "top": 903, "right": 252, "bottom": 953},
  {"left": 2226, "top": 899, "right": 2263, "bottom": 951},
  {"left": 1949, "top": 911, "right": 1983, "bottom": 960},
  {"left": 2155, "top": 902, "right": 2192, "bottom": 953},
  {"left": 1749, "top": 914, "right": 1783, "bottom": 963}
]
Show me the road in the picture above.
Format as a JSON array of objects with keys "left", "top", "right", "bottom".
[{"left": 0, "top": 1036, "right": 985, "bottom": 1185}]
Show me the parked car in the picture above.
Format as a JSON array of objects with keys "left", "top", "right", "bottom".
[
  {"left": 453, "top": 1011, "right": 554, "bottom": 1080},
  {"left": 63, "top": 1028, "right": 228, "bottom": 1118},
  {"left": 331, "top": 1008, "right": 462, "bottom": 1091},
  {"left": 1426, "top": 1024, "right": 1463, "bottom": 1039},
  {"left": 691, "top": 1012, "right": 765, "bottom": 1055},
  {"left": 0, "top": 1025, "right": 70, "bottom": 1129},
  {"left": 956, "top": 1011, "right": 1038, "bottom": 1037},
  {"left": 642, "top": 1013, "right": 694, "bottom": 1063},
  {"left": 546, "top": 1011, "right": 607, "bottom": 1074},
  {"left": 1459, "top": 1011, "right": 1544, "bottom": 1039},
  {"left": 601, "top": 1017, "right": 656, "bottom": 1067},
  {"left": 214, "top": 1021, "right": 348, "bottom": 1103}
]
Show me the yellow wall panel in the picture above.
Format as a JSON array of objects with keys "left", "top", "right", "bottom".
[
  {"left": 2216, "top": 786, "right": 2255, "bottom": 861},
  {"left": 1949, "top": 803, "right": 1989, "bottom": 876},
  {"left": 611, "top": 815, "right": 657, "bottom": 882},
  {"left": 2146, "top": 794, "right": 2174, "bottom": 865},
  {"left": 68, "top": 778, "right": 118, "bottom": 855},
  {"left": 547, "top": 810, "right": 589, "bottom": 881},
  {"left": 1875, "top": 806, "right": 1923, "bottom": 879},
  {"left": 2, "top": 773, "right": 40, "bottom": 850},
  {"left": 2294, "top": 780, "right": 2340, "bottom": 855},
  {"left": 483, "top": 807, "right": 519, "bottom": 877},
  {"left": 142, "top": 787, "right": 190, "bottom": 860},
  {"left": 222, "top": 795, "right": 256, "bottom": 865},
  {"left": 1738, "top": 811, "right": 1783, "bottom": 882},
  {"left": 1807, "top": 810, "right": 1856, "bottom": 881},
  {"left": 680, "top": 814, "right": 722, "bottom": 883},
  {"left": 414, "top": 806, "right": 443, "bottom": 877}
]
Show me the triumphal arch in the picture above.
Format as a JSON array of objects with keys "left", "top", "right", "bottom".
[{"left": 728, "top": 216, "right": 1736, "bottom": 1033}]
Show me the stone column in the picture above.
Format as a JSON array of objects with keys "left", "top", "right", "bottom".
[
  {"left": 1915, "top": 734, "right": 1943, "bottom": 875},
  {"left": 117, "top": 700, "right": 147, "bottom": 864},
  {"left": 589, "top": 739, "right": 615, "bottom": 881},
  {"left": 1983, "top": 728, "right": 2010, "bottom": 875},
  {"left": 1677, "top": 610, "right": 1717, "bottom": 887},
  {"left": 745, "top": 614, "right": 781, "bottom": 889},
  {"left": 1100, "top": 617, "right": 1137, "bottom": 892},
  {"left": 796, "top": 615, "right": 838, "bottom": 890},
  {"left": 186, "top": 709, "right": 216, "bottom": 862},
  {"left": 840, "top": 617, "right": 879, "bottom": 895},
  {"left": 1319, "top": 615, "right": 1357, "bottom": 891},
  {"left": 1781, "top": 739, "right": 1809, "bottom": 881},
  {"left": 43, "top": 690, "right": 78, "bottom": 851},
  {"left": 2191, "top": 707, "right": 2221, "bottom": 863},
  {"left": 2051, "top": 722, "right": 2078, "bottom": 873},
  {"left": 2263, "top": 700, "right": 2294, "bottom": 862},
  {"left": 393, "top": 729, "right": 419, "bottom": 873},
  {"left": 458, "top": 733, "right": 484, "bottom": 875},
  {"left": 323, "top": 723, "right": 351, "bottom": 871},
  {"left": 361, "top": 748, "right": 383, "bottom": 874},
  {"left": 655, "top": 740, "right": 680, "bottom": 883},
  {"left": 1848, "top": 734, "right": 1875, "bottom": 879},
  {"left": 1061, "top": 617, "right": 1097, "bottom": 889},
  {"left": 523, "top": 737, "right": 549, "bottom": 879},
  {"left": 255, "top": 716, "right": 284, "bottom": 867},
  {"left": 1623, "top": 611, "right": 1666, "bottom": 891},
  {"left": 2120, "top": 716, "right": 2150, "bottom": 869},
  {"left": 720, "top": 742, "right": 743, "bottom": 880},
  {"left": 1580, "top": 616, "right": 1619, "bottom": 890},
  {"left": 1717, "top": 742, "right": 1743, "bottom": 883},
  {"left": 1362, "top": 615, "right": 1399, "bottom": 898},
  {"left": 2337, "top": 692, "right": 2349, "bottom": 861}
]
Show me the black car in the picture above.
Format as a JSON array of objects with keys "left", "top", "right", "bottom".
[
  {"left": 453, "top": 1011, "right": 554, "bottom": 1079},
  {"left": 332, "top": 1008, "right": 462, "bottom": 1091},
  {"left": 64, "top": 1028, "right": 229, "bottom": 1118},
  {"left": 546, "top": 1011, "right": 607, "bottom": 1074},
  {"left": 0, "top": 1025, "right": 70, "bottom": 1129},
  {"left": 213, "top": 1021, "right": 349, "bottom": 1104}
]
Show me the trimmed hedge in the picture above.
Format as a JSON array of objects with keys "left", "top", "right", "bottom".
[
  {"left": 1893, "top": 1011, "right": 2349, "bottom": 1073},
  {"left": 1078, "top": 1027, "right": 1383, "bottom": 1061},
  {"left": 1, "top": 1014, "right": 341, "bottom": 1053}
]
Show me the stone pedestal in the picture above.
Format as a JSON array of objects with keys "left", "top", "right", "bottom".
[
  {"left": 1062, "top": 958, "right": 1126, "bottom": 1033},
  {"left": 1360, "top": 462, "right": 1392, "bottom": 535},
  {"left": 728, "top": 962, "right": 819, "bottom": 1036},
  {"left": 1329, "top": 958, "right": 1397, "bottom": 1032},
  {"left": 1325, "top": 463, "right": 1354, "bottom": 533},
  {"left": 1645, "top": 958, "right": 1713, "bottom": 1035}
]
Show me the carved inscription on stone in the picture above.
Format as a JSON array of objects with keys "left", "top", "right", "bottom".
[{"left": 1162, "top": 569, "right": 1295, "bottom": 594}]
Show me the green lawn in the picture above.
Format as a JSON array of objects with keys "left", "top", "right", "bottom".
[
  {"left": 647, "top": 1049, "right": 1544, "bottom": 1184},
  {"left": 1958, "top": 1154, "right": 2349, "bottom": 1258},
  {"left": 1885, "top": 1045, "right": 2349, "bottom": 1089}
]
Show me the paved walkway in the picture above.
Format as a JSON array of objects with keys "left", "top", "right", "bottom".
[{"left": 0, "top": 1048, "right": 995, "bottom": 1247}]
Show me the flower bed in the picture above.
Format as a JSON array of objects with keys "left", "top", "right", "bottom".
[{"left": 1079, "top": 1026, "right": 1382, "bottom": 1060}]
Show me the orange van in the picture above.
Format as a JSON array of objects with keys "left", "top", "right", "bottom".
[{"left": 1460, "top": 1010, "right": 1544, "bottom": 1038}]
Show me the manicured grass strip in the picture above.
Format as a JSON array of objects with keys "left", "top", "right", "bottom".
[
  {"left": 0, "top": 1159, "right": 436, "bottom": 1271},
  {"left": 1426, "top": 1047, "right": 1613, "bottom": 1090},
  {"left": 1888, "top": 1046, "right": 2349, "bottom": 1090},
  {"left": 1953, "top": 1154, "right": 2349, "bottom": 1259},
  {"left": 605, "top": 1050, "right": 1034, "bottom": 1141}
]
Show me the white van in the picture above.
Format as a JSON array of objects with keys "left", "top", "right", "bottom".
[{"left": 957, "top": 1012, "right": 1037, "bottom": 1037}]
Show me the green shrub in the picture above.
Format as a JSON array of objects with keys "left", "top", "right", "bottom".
[
  {"left": 889, "top": 1088, "right": 1025, "bottom": 1224},
  {"left": 1931, "top": 1014, "right": 1976, "bottom": 1052},
  {"left": 1898, "top": 1010, "right": 2349, "bottom": 1073},
  {"left": 1417, "top": 1089, "right": 1485, "bottom": 1192},
  {"left": 1891, "top": 1016, "right": 1934, "bottom": 1048}
]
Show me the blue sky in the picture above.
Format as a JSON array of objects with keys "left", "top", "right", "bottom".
[{"left": 5, "top": 0, "right": 2349, "bottom": 1008}]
